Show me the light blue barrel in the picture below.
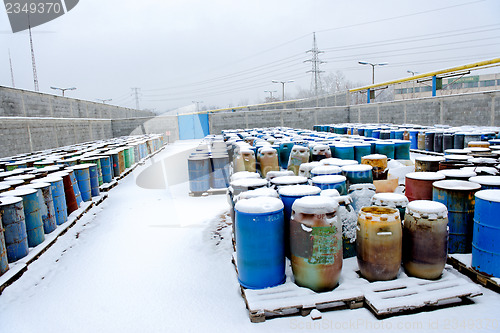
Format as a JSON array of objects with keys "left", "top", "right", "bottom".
[
  {"left": 188, "top": 154, "right": 211, "bottom": 194},
  {"left": 472, "top": 190, "right": 500, "bottom": 277},
  {"left": 21, "top": 182, "right": 57, "bottom": 234},
  {"left": 334, "top": 144, "right": 355, "bottom": 160},
  {"left": 64, "top": 169, "right": 83, "bottom": 207},
  {"left": 34, "top": 176, "right": 67, "bottom": 225},
  {"left": 341, "top": 164, "right": 373, "bottom": 187},
  {"left": 394, "top": 140, "right": 411, "bottom": 160},
  {"left": 409, "top": 130, "right": 420, "bottom": 149},
  {"left": 353, "top": 143, "right": 371, "bottom": 163},
  {"left": 312, "top": 175, "right": 347, "bottom": 195},
  {"left": 375, "top": 141, "right": 395, "bottom": 159},
  {"left": 365, "top": 128, "right": 374, "bottom": 137},
  {"left": 432, "top": 180, "right": 481, "bottom": 253},
  {"left": 235, "top": 197, "right": 285, "bottom": 289},
  {"left": 0, "top": 196, "right": 28, "bottom": 262},
  {"left": 71, "top": 165, "right": 92, "bottom": 202},
  {"left": 210, "top": 153, "right": 230, "bottom": 189},
  {"left": 1, "top": 188, "right": 45, "bottom": 248},
  {"left": 86, "top": 163, "right": 100, "bottom": 197}
]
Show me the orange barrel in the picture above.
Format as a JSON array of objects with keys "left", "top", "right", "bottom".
[
  {"left": 356, "top": 206, "right": 402, "bottom": 281},
  {"left": 290, "top": 196, "right": 342, "bottom": 291},
  {"left": 468, "top": 141, "right": 490, "bottom": 148},
  {"left": 371, "top": 192, "right": 408, "bottom": 221},
  {"left": 414, "top": 156, "right": 445, "bottom": 172},
  {"left": 361, "top": 154, "right": 388, "bottom": 180},
  {"left": 63, "top": 168, "right": 83, "bottom": 206},
  {"left": 403, "top": 200, "right": 448, "bottom": 279},
  {"left": 234, "top": 148, "right": 256, "bottom": 173},
  {"left": 405, "top": 172, "right": 445, "bottom": 202},
  {"left": 258, "top": 147, "right": 279, "bottom": 178}
]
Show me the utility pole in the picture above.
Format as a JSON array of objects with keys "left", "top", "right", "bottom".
[
  {"left": 272, "top": 80, "right": 294, "bottom": 101},
  {"left": 8, "top": 49, "right": 15, "bottom": 88},
  {"left": 304, "top": 32, "right": 326, "bottom": 96},
  {"left": 132, "top": 88, "right": 141, "bottom": 110},
  {"left": 28, "top": 13, "right": 39, "bottom": 91}
]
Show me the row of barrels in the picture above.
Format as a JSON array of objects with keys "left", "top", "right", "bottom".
[{"left": 0, "top": 134, "right": 165, "bottom": 277}]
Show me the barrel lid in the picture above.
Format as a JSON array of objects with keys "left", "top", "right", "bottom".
[
  {"left": 230, "top": 171, "right": 261, "bottom": 182},
  {"left": 326, "top": 159, "right": 358, "bottom": 167},
  {"left": 1, "top": 179, "right": 24, "bottom": 186},
  {"left": 470, "top": 157, "right": 498, "bottom": 165},
  {"left": 19, "top": 182, "right": 51, "bottom": 190},
  {"left": 310, "top": 165, "right": 342, "bottom": 175},
  {"left": 51, "top": 171, "right": 70, "bottom": 177},
  {"left": 258, "top": 146, "right": 277, "bottom": 154},
  {"left": 437, "top": 169, "right": 477, "bottom": 178},
  {"left": 311, "top": 175, "right": 346, "bottom": 184},
  {"left": 235, "top": 196, "right": 283, "bottom": 214},
  {"left": 349, "top": 183, "right": 377, "bottom": 191},
  {"left": 361, "top": 154, "right": 388, "bottom": 161},
  {"left": 0, "top": 188, "right": 37, "bottom": 197},
  {"left": 432, "top": 179, "right": 481, "bottom": 191},
  {"left": 279, "top": 185, "right": 321, "bottom": 197},
  {"left": 5, "top": 174, "right": 36, "bottom": 181},
  {"left": 0, "top": 183, "right": 11, "bottom": 191},
  {"left": 292, "top": 195, "right": 338, "bottom": 214},
  {"left": 371, "top": 193, "right": 408, "bottom": 208},
  {"left": 341, "top": 164, "right": 372, "bottom": 172},
  {"left": 237, "top": 188, "right": 279, "bottom": 200},
  {"left": 230, "top": 178, "right": 268, "bottom": 188},
  {"left": 39, "top": 166, "right": 63, "bottom": 172},
  {"left": 415, "top": 156, "right": 445, "bottom": 162},
  {"left": 445, "top": 154, "right": 472, "bottom": 161},
  {"left": 468, "top": 141, "right": 489, "bottom": 146},
  {"left": 0, "top": 196, "right": 23, "bottom": 206},
  {"left": 319, "top": 188, "right": 341, "bottom": 198},
  {"left": 80, "top": 157, "right": 99, "bottom": 162},
  {"left": 475, "top": 189, "right": 500, "bottom": 203},
  {"left": 375, "top": 141, "right": 394, "bottom": 146},
  {"left": 69, "top": 164, "right": 91, "bottom": 170},
  {"left": 271, "top": 176, "right": 308, "bottom": 185},
  {"left": 33, "top": 175, "right": 63, "bottom": 183},
  {"left": 331, "top": 195, "right": 353, "bottom": 205},
  {"left": 407, "top": 200, "right": 448, "bottom": 219},
  {"left": 406, "top": 172, "right": 446, "bottom": 181},
  {"left": 444, "top": 149, "right": 469, "bottom": 155},
  {"left": 360, "top": 206, "right": 399, "bottom": 222},
  {"left": 469, "top": 176, "right": 500, "bottom": 186},
  {"left": 353, "top": 142, "right": 371, "bottom": 147},
  {"left": 466, "top": 147, "right": 490, "bottom": 153}
]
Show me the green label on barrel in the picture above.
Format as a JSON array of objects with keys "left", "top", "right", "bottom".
[{"left": 309, "top": 226, "right": 340, "bottom": 265}]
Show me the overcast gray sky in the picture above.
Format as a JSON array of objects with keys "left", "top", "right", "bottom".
[{"left": 1, "top": 0, "right": 499, "bottom": 113}]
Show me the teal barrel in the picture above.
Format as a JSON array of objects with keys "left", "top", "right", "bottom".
[
  {"left": 279, "top": 142, "right": 294, "bottom": 169},
  {"left": 312, "top": 175, "right": 347, "bottom": 195},
  {"left": 0, "top": 197, "right": 28, "bottom": 262},
  {"left": 33, "top": 176, "right": 67, "bottom": 225},
  {"left": 210, "top": 153, "right": 230, "bottom": 189},
  {"left": 1, "top": 188, "right": 45, "bottom": 248},
  {"left": 472, "top": 190, "right": 500, "bottom": 277},
  {"left": 188, "top": 154, "right": 211, "bottom": 194},
  {"left": 21, "top": 182, "right": 57, "bottom": 234},
  {"left": 0, "top": 215, "right": 8, "bottom": 275},
  {"left": 341, "top": 164, "right": 373, "bottom": 187},
  {"left": 64, "top": 168, "right": 83, "bottom": 206},
  {"left": 87, "top": 163, "right": 100, "bottom": 197},
  {"left": 81, "top": 157, "right": 103, "bottom": 186},
  {"left": 353, "top": 143, "right": 371, "bottom": 163},
  {"left": 334, "top": 144, "right": 355, "bottom": 160},
  {"left": 375, "top": 141, "right": 395, "bottom": 159},
  {"left": 235, "top": 197, "right": 285, "bottom": 289},
  {"left": 70, "top": 165, "right": 92, "bottom": 202},
  {"left": 394, "top": 140, "right": 411, "bottom": 160},
  {"left": 469, "top": 176, "right": 500, "bottom": 190},
  {"left": 432, "top": 180, "right": 481, "bottom": 253},
  {"left": 278, "top": 185, "right": 321, "bottom": 257}
]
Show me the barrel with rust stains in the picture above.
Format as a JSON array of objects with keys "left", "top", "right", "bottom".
[
  {"left": 405, "top": 172, "right": 445, "bottom": 202},
  {"left": 371, "top": 192, "right": 408, "bottom": 221},
  {"left": 415, "top": 156, "right": 445, "bottom": 172},
  {"left": 20, "top": 182, "right": 57, "bottom": 234},
  {"left": 0, "top": 213, "right": 9, "bottom": 275},
  {"left": 432, "top": 180, "right": 481, "bottom": 253},
  {"left": 356, "top": 206, "right": 402, "bottom": 281},
  {"left": 361, "top": 154, "right": 388, "bottom": 181},
  {"left": 64, "top": 168, "right": 83, "bottom": 207},
  {"left": 235, "top": 197, "right": 285, "bottom": 289},
  {"left": 0, "top": 197, "right": 28, "bottom": 262},
  {"left": 81, "top": 157, "right": 103, "bottom": 186},
  {"left": 51, "top": 171, "right": 78, "bottom": 215},
  {"left": 403, "top": 200, "right": 448, "bottom": 279},
  {"left": 70, "top": 165, "right": 92, "bottom": 202},
  {"left": 87, "top": 163, "right": 100, "bottom": 197},
  {"left": 1, "top": 188, "right": 45, "bottom": 248},
  {"left": 33, "top": 176, "right": 67, "bottom": 225},
  {"left": 96, "top": 155, "right": 113, "bottom": 183},
  {"left": 290, "top": 196, "right": 342, "bottom": 291},
  {"left": 117, "top": 149, "right": 126, "bottom": 173}
]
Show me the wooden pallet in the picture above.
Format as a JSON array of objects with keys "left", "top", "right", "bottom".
[
  {"left": 362, "top": 267, "right": 482, "bottom": 318},
  {"left": 447, "top": 255, "right": 500, "bottom": 293},
  {"left": 100, "top": 180, "right": 118, "bottom": 192},
  {"left": 410, "top": 149, "right": 445, "bottom": 156}
]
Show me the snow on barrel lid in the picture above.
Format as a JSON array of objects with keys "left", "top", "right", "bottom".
[
  {"left": 320, "top": 189, "right": 340, "bottom": 197},
  {"left": 237, "top": 187, "right": 279, "bottom": 200},
  {"left": 312, "top": 175, "right": 346, "bottom": 184},
  {"left": 69, "top": 164, "right": 90, "bottom": 170},
  {"left": 469, "top": 176, "right": 500, "bottom": 186},
  {"left": 271, "top": 176, "right": 308, "bottom": 185},
  {"left": 230, "top": 171, "right": 260, "bottom": 182},
  {"left": 371, "top": 193, "right": 408, "bottom": 207},
  {"left": 259, "top": 146, "right": 276, "bottom": 153},
  {"left": 230, "top": 178, "right": 268, "bottom": 188},
  {"left": 0, "top": 196, "right": 22, "bottom": 206},
  {"left": 406, "top": 172, "right": 446, "bottom": 181},
  {"left": 310, "top": 165, "right": 342, "bottom": 175},
  {"left": 292, "top": 195, "right": 338, "bottom": 214},
  {"left": 33, "top": 175, "right": 63, "bottom": 183},
  {"left": 445, "top": 154, "right": 472, "bottom": 161},
  {"left": 432, "top": 179, "right": 481, "bottom": 191},
  {"left": 235, "top": 196, "right": 283, "bottom": 214},
  {"left": 437, "top": 169, "right": 477, "bottom": 178},
  {"left": 415, "top": 156, "right": 445, "bottom": 162},
  {"left": 278, "top": 185, "right": 321, "bottom": 197},
  {"left": 0, "top": 188, "right": 37, "bottom": 197},
  {"left": 475, "top": 189, "right": 500, "bottom": 203},
  {"left": 341, "top": 164, "right": 372, "bottom": 172},
  {"left": 21, "top": 182, "right": 51, "bottom": 190},
  {"left": 332, "top": 195, "right": 353, "bottom": 205},
  {"left": 362, "top": 154, "right": 387, "bottom": 160},
  {"left": 407, "top": 200, "right": 447, "bottom": 219}
]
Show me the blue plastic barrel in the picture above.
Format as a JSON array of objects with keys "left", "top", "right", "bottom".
[
  {"left": 472, "top": 190, "right": 500, "bottom": 277},
  {"left": 64, "top": 169, "right": 83, "bottom": 207},
  {"left": 71, "top": 165, "right": 92, "bottom": 202},
  {"left": 24, "top": 182, "right": 57, "bottom": 234},
  {"left": 1, "top": 188, "right": 45, "bottom": 248},
  {"left": 34, "top": 176, "right": 67, "bottom": 225},
  {"left": 341, "top": 164, "right": 373, "bottom": 187},
  {"left": 409, "top": 130, "right": 419, "bottom": 149},
  {"left": 394, "top": 140, "right": 411, "bottom": 160},
  {"left": 188, "top": 154, "right": 211, "bottom": 194},
  {"left": 312, "top": 175, "right": 347, "bottom": 195},
  {"left": 353, "top": 143, "right": 371, "bottom": 163},
  {"left": 372, "top": 130, "right": 381, "bottom": 139},
  {"left": 279, "top": 142, "right": 294, "bottom": 169},
  {"left": 432, "top": 180, "right": 481, "bottom": 253},
  {"left": 334, "top": 144, "right": 355, "bottom": 160},
  {"left": 210, "top": 154, "right": 230, "bottom": 189},
  {"left": 0, "top": 196, "right": 28, "bottom": 262},
  {"left": 235, "top": 197, "right": 285, "bottom": 289},
  {"left": 87, "top": 163, "right": 100, "bottom": 197},
  {"left": 394, "top": 130, "right": 404, "bottom": 140},
  {"left": 375, "top": 141, "right": 395, "bottom": 159}
]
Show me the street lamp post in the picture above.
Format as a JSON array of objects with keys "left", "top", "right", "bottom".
[
  {"left": 50, "top": 86, "right": 76, "bottom": 97},
  {"left": 264, "top": 90, "right": 277, "bottom": 101},
  {"left": 358, "top": 61, "right": 388, "bottom": 84},
  {"left": 272, "top": 80, "right": 294, "bottom": 101}
]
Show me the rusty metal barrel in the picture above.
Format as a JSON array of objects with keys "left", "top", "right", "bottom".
[
  {"left": 371, "top": 192, "right": 408, "bottom": 221},
  {"left": 64, "top": 168, "right": 83, "bottom": 207},
  {"left": 0, "top": 197, "right": 28, "bottom": 262},
  {"left": 415, "top": 156, "right": 445, "bottom": 172},
  {"left": 33, "top": 176, "right": 67, "bottom": 225},
  {"left": 290, "top": 196, "right": 342, "bottom": 291},
  {"left": 81, "top": 157, "right": 103, "bottom": 186},
  {"left": 357, "top": 206, "right": 402, "bottom": 281},
  {"left": 405, "top": 172, "right": 445, "bottom": 202},
  {"left": 403, "top": 200, "right": 448, "bottom": 279},
  {"left": 0, "top": 214, "right": 8, "bottom": 275},
  {"left": 52, "top": 171, "right": 79, "bottom": 215},
  {"left": 20, "top": 182, "right": 57, "bottom": 234},
  {"left": 432, "top": 180, "right": 481, "bottom": 253}
]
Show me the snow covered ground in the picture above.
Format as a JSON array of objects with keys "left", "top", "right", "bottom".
[{"left": 0, "top": 140, "right": 499, "bottom": 333}]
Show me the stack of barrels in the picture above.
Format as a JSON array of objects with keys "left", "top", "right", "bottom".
[{"left": 0, "top": 134, "right": 165, "bottom": 277}]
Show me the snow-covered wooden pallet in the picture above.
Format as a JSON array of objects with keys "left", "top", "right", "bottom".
[
  {"left": 232, "top": 254, "right": 364, "bottom": 323},
  {"left": 189, "top": 188, "right": 227, "bottom": 197},
  {"left": 362, "top": 267, "right": 482, "bottom": 317},
  {"left": 447, "top": 255, "right": 500, "bottom": 293},
  {"left": 409, "top": 149, "right": 444, "bottom": 156},
  {"left": 100, "top": 179, "right": 118, "bottom": 192}
]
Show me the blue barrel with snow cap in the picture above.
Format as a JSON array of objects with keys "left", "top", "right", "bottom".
[
  {"left": 0, "top": 215, "right": 8, "bottom": 275},
  {"left": 96, "top": 155, "right": 113, "bottom": 183},
  {"left": 375, "top": 141, "right": 395, "bottom": 159},
  {"left": 341, "top": 164, "right": 373, "bottom": 187},
  {"left": 334, "top": 144, "right": 355, "bottom": 160},
  {"left": 20, "top": 182, "right": 57, "bottom": 234},
  {"left": 312, "top": 175, "right": 347, "bottom": 195},
  {"left": 353, "top": 143, "right": 371, "bottom": 163},
  {"left": 33, "top": 176, "right": 67, "bottom": 225},
  {"left": 70, "top": 165, "right": 92, "bottom": 202},
  {"left": 0, "top": 196, "right": 28, "bottom": 262},
  {"left": 1, "top": 188, "right": 45, "bottom": 248},
  {"left": 210, "top": 153, "right": 230, "bottom": 189},
  {"left": 188, "top": 154, "right": 211, "bottom": 194},
  {"left": 469, "top": 176, "right": 500, "bottom": 190},
  {"left": 394, "top": 140, "right": 411, "bottom": 160},
  {"left": 472, "top": 190, "right": 500, "bottom": 277},
  {"left": 235, "top": 197, "right": 285, "bottom": 289},
  {"left": 86, "top": 163, "right": 100, "bottom": 197}
]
